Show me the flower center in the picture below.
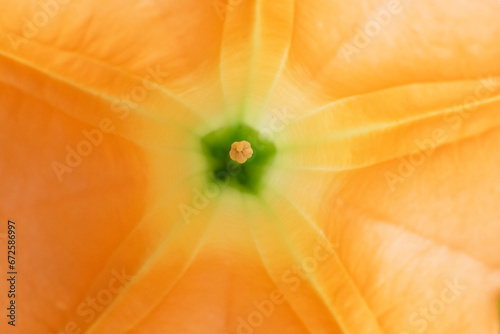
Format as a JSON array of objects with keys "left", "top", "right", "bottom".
[
  {"left": 200, "top": 123, "right": 276, "bottom": 194},
  {"left": 230, "top": 140, "right": 253, "bottom": 164}
]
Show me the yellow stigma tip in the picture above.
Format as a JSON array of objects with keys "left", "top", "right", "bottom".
[{"left": 230, "top": 140, "right": 253, "bottom": 164}]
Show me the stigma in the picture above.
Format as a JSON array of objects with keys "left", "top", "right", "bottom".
[{"left": 229, "top": 140, "right": 253, "bottom": 163}]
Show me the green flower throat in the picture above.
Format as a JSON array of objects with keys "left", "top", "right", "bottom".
[{"left": 200, "top": 123, "right": 276, "bottom": 194}]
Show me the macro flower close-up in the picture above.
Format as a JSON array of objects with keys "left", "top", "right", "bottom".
[{"left": 1, "top": 0, "right": 500, "bottom": 333}]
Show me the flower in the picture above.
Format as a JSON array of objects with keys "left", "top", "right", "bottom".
[{"left": 1, "top": 0, "right": 500, "bottom": 333}]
